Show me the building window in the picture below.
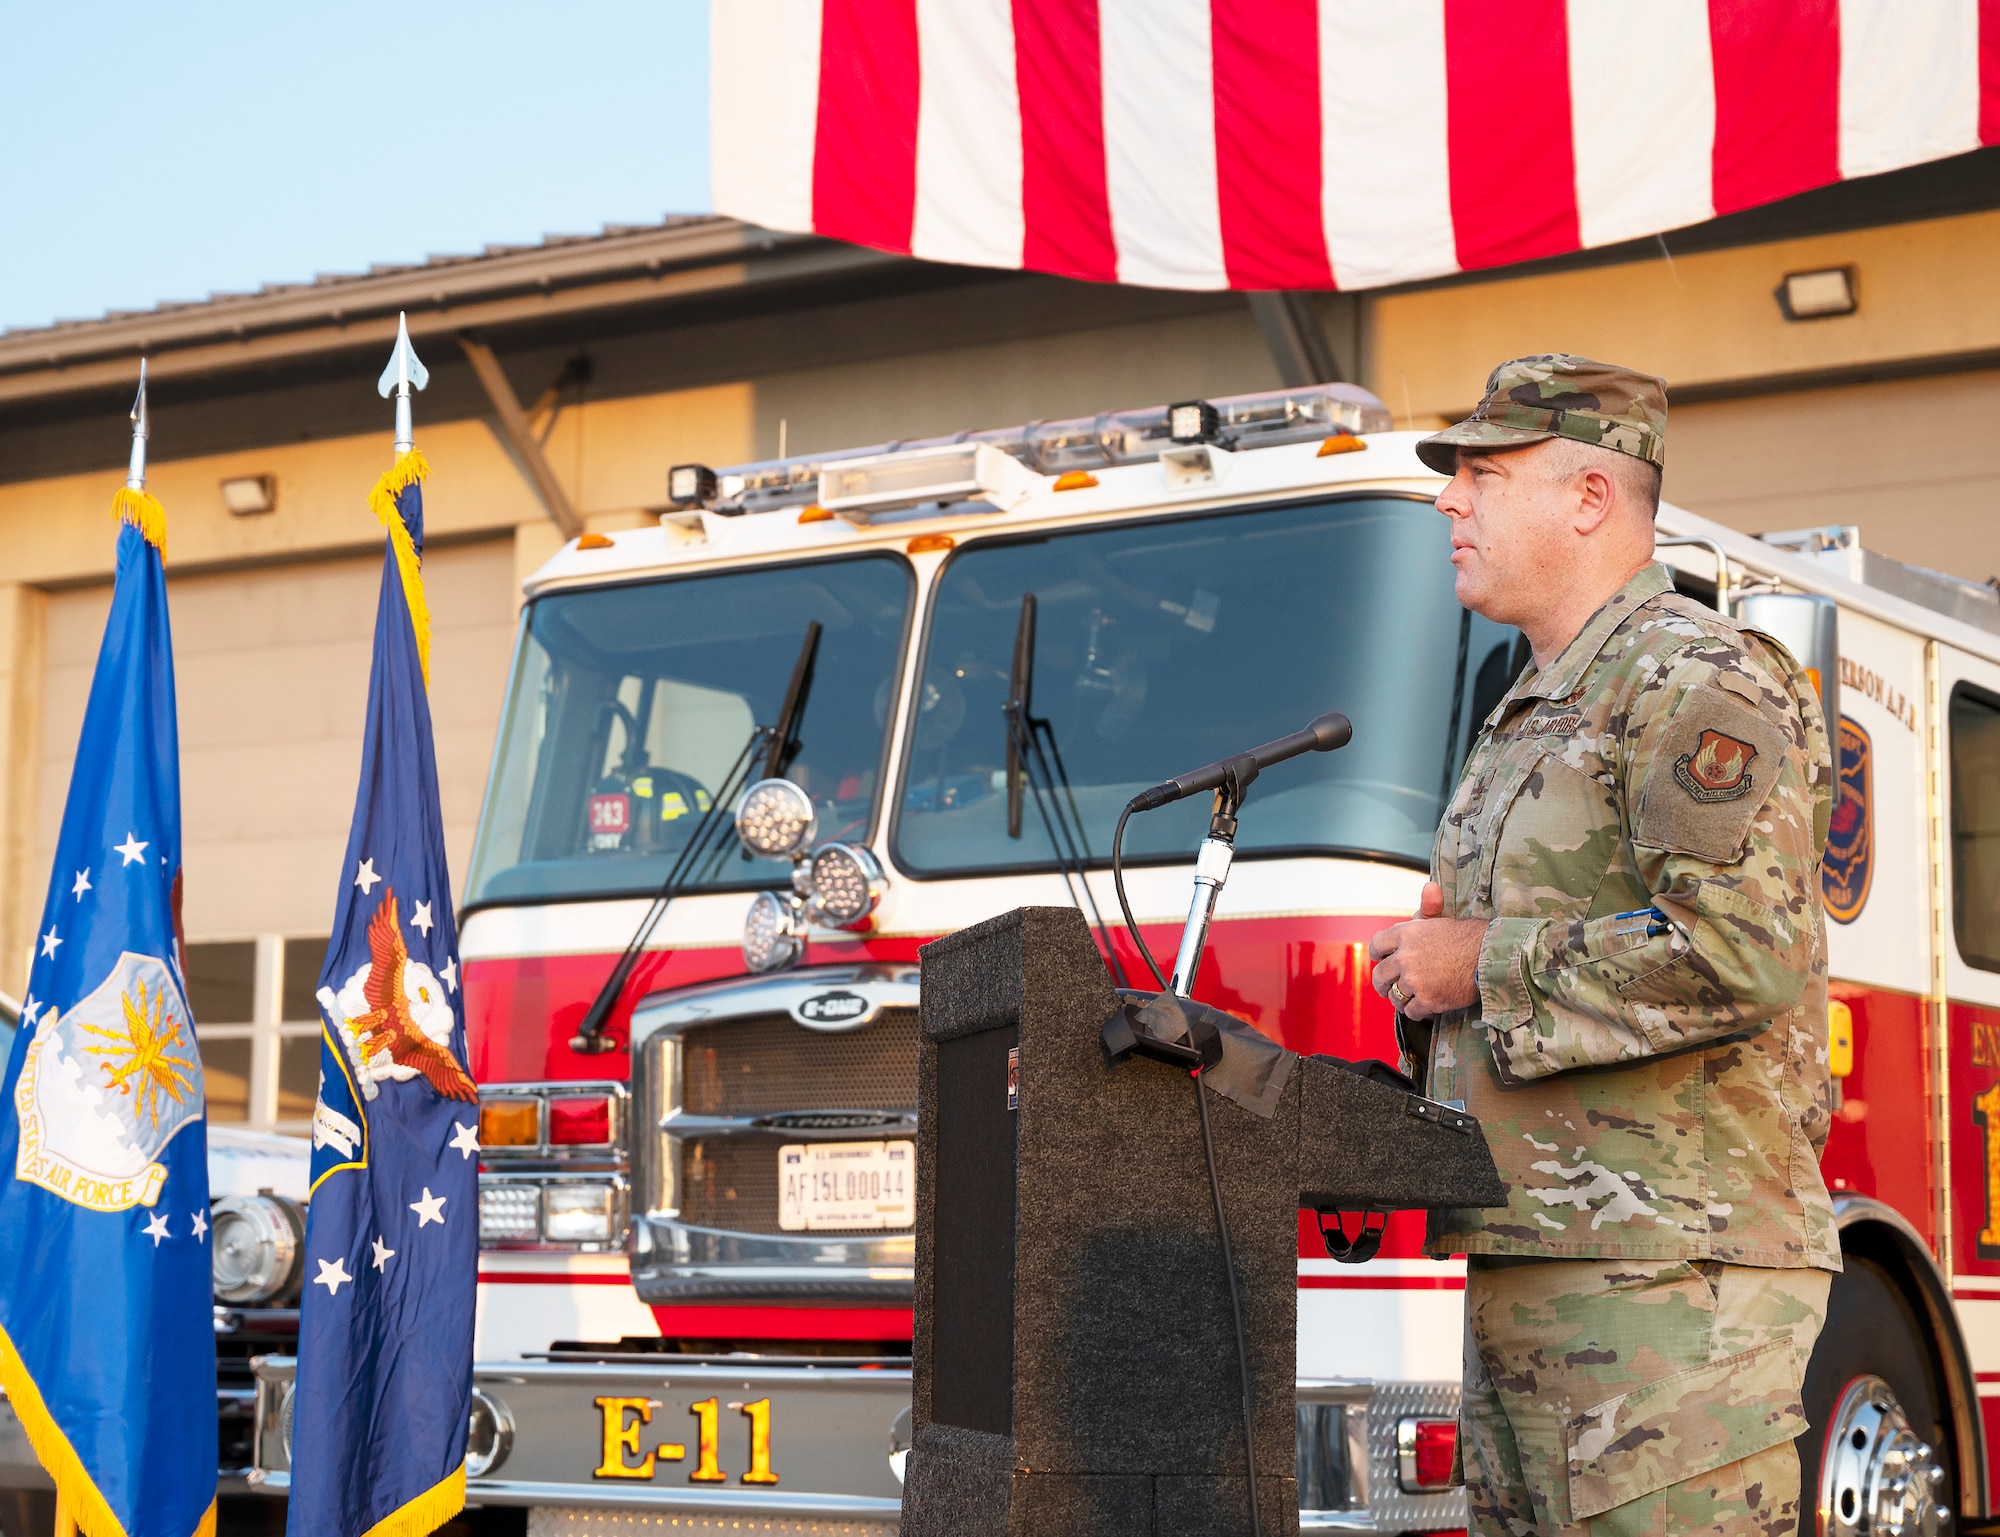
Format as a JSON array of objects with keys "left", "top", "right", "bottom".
[
  {"left": 1950, "top": 684, "right": 2000, "bottom": 972},
  {"left": 186, "top": 935, "right": 330, "bottom": 1129}
]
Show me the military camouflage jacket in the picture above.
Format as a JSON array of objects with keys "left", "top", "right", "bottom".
[{"left": 1422, "top": 562, "right": 1840, "bottom": 1269}]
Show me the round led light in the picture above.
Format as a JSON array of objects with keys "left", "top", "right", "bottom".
[
  {"left": 735, "top": 778, "right": 818, "bottom": 860},
  {"left": 808, "top": 843, "right": 886, "bottom": 928},
  {"left": 743, "top": 889, "right": 806, "bottom": 973},
  {"left": 211, "top": 1194, "right": 306, "bottom": 1305}
]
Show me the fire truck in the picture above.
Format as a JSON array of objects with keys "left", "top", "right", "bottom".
[{"left": 11, "top": 380, "right": 1996, "bottom": 1535}]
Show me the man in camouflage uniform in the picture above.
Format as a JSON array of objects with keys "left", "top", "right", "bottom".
[{"left": 1367, "top": 356, "right": 1838, "bottom": 1536}]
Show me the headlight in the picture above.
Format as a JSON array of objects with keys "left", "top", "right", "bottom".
[
  {"left": 478, "top": 1183, "right": 540, "bottom": 1245},
  {"left": 808, "top": 843, "right": 886, "bottom": 927},
  {"left": 743, "top": 889, "right": 805, "bottom": 973},
  {"left": 543, "top": 1183, "right": 617, "bottom": 1244},
  {"left": 735, "top": 778, "right": 817, "bottom": 860},
  {"left": 211, "top": 1194, "right": 306, "bottom": 1305},
  {"left": 467, "top": 1388, "right": 516, "bottom": 1477}
]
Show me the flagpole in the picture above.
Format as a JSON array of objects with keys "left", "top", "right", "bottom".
[
  {"left": 53, "top": 1493, "right": 74, "bottom": 1537},
  {"left": 377, "top": 312, "right": 429, "bottom": 460},
  {"left": 127, "top": 358, "right": 149, "bottom": 488}
]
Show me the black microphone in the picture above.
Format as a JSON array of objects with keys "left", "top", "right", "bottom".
[{"left": 1127, "top": 711, "right": 1352, "bottom": 812}]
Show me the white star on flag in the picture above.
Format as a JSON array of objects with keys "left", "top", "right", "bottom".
[
  {"left": 371, "top": 1236, "right": 395, "bottom": 1271},
  {"left": 114, "top": 832, "right": 148, "bottom": 866},
  {"left": 191, "top": 1209, "right": 209, "bottom": 1241},
  {"left": 440, "top": 956, "right": 459, "bottom": 993},
  {"left": 449, "top": 1121, "right": 479, "bottom": 1160},
  {"left": 314, "top": 1257, "right": 353, "bottom": 1296},
  {"left": 409, "top": 1188, "right": 447, "bottom": 1227},
  {"left": 71, "top": 869, "right": 90, "bottom": 900},
  {"left": 19, "top": 995, "right": 35, "bottom": 1026},
  {"left": 354, "top": 858, "right": 382, "bottom": 894},
  {"left": 39, "top": 927, "right": 60, "bottom": 958},
  {"left": 410, "top": 899, "right": 434, "bottom": 937},
  {"left": 143, "top": 1212, "right": 170, "bottom": 1246}
]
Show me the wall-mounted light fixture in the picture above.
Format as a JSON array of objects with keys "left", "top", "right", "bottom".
[
  {"left": 220, "top": 475, "right": 277, "bottom": 516},
  {"left": 1776, "top": 267, "right": 1857, "bottom": 321}
]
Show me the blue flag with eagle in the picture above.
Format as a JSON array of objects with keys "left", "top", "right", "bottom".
[
  {"left": 0, "top": 486, "right": 216, "bottom": 1537},
  {"left": 287, "top": 451, "right": 477, "bottom": 1537}
]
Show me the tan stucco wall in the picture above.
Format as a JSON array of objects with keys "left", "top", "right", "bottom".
[{"left": 1369, "top": 207, "right": 2000, "bottom": 422}]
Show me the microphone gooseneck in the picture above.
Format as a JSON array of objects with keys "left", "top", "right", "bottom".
[{"left": 1127, "top": 711, "right": 1352, "bottom": 813}]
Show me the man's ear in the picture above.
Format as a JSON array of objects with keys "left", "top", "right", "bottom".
[{"left": 1572, "top": 465, "right": 1618, "bottom": 535}]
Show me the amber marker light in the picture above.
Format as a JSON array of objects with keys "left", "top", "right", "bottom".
[
  {"left": 1317, "top": 433, "right": 1366, "bottom": 456},
  {"left": 576, "top": 532, "right": 616, "bottom": 549},
  {"left": 906, "top": 534, "right": 955, "bottom": 554},
  {"left": 480, "top": 1099, "right": 541, "bottom": 1147},
  {"left": 797, "top": 504, "right": 834, "bottom": 524},
  {"left": 1053, "top": 470, "right": 1098, "bottom": 491}
]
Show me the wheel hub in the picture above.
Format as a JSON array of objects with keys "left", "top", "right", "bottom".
[{"left": 1820, "top": 1374, "right": 1951, "bottom": 1536}]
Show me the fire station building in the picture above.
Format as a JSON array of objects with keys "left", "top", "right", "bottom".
[{"left": 3, "top": 150, "right": 1999, "bottom": 1127}]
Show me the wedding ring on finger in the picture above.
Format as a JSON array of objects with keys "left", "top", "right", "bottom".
[{"left": 1389, "top": 982, "right": 1412, "bottom": 1009}]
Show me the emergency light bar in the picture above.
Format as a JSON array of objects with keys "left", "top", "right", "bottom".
[
  {"left": 820, "top": 441, "right": 1041, "bottom": 520},
  {"left": 683, "top": 381, "right": 1392, "bottom": 516}
]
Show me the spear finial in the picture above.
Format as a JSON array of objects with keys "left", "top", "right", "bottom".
[
  {"left": 127, "top": 359, "right": 150, "bottom": 490},
  {"left": 376, "top": 313, "right": 430, "bottom": 458}
]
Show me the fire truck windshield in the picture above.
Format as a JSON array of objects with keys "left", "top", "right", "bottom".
[
  {"left": 895, "top": 494, "right": 1517, "bottom": 873},
  {"left": 465, "top": 554, "right": 912, "bottom": 907}
]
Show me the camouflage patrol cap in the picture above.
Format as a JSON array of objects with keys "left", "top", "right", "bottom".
[{"left": 1415, "top": 354, "right": 1668, "bottom": 476}]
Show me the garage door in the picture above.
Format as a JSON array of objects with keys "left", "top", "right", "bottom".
[
  {"left": 1667, "top": 368, "right": 2000, "bottom": 588},
  {"left": 34, "top": 536, "right": 517, "bottom": 1125}
]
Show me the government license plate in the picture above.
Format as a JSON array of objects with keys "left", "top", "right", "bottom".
[{"left": 777, "top": 1140, "right": 915, "bottom": 1231}]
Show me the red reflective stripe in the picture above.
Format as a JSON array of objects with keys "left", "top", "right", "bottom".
[
  {"left": 1983, "top": 0, "right": 2000, "bottom": 145},
  {"left": 1211, "top": 0, "right": 1334, "bottom": 290},
  {"left": 1442, "top": 0, "right": 1578, "bottom": 273},
  {"left": 812, "top": 0, "right": 920, "bottom": 255},
  {"left": 479, "top": 1271, "right": 632, "bottom": 1285},
  {"left": 1014, "top": 0, "right": 1117, "bottom": 283},
  {"left": 1708, "top": 0, "right": 1840, "bottom": 215},
  {"left": 651, "top": 1303, "right": 915, "bottom": 1341}
]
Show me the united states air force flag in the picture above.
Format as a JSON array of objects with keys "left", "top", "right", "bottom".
[
  {"left": 0, "top": 490, "right": 216, "bottom": 1537},
  {"left": 289, "top": 452, "right": 478, "bottom": 1537}
]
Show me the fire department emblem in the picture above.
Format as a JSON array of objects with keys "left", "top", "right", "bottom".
[
  {"left": 1673, "top": 728, "right": 1758, "bottom": 803},
  {"left": 1823, "top": 717, "right": 1873, "bottom": 924},
  {"left": 13, "top": 951, "right": 204, "bottom": 1211}
]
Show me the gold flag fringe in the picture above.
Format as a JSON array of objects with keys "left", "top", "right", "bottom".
[
  {"left": 0, "top": 1320, "right": 216, "bottom": 1537},
  {"left": 109, "top": 486, "right": 167, "bottom": 558},
  {"left": 360, "top": 1463, "right": 465, "bottom": 1537},
  {"left": 366, "top": 450, "right": 433, "bottom": 689}
]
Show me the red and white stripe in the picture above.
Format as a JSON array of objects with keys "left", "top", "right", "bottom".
[{"left": 711, "top": 0, "right": 1999, "bottom": 291}]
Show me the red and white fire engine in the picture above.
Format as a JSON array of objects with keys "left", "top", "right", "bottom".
[{"left": 214, "top": 381, "right": 2000, "bottom": 1535}]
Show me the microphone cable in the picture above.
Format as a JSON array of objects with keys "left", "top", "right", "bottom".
[{"left": 1110, "top": 800, "right": 1263, "bottom": 1537}]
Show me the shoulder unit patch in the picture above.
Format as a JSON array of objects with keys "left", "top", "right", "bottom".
[{"left": 1674, "top": 728, "right": 1758, "bottom": 803}]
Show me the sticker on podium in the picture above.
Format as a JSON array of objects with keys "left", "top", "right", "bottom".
[{"left": 778, "top": 1140, "right": 915, "bottom": 1230}]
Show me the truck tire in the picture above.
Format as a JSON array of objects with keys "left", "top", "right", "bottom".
[{"left": 1798, "top": 1254, "right": 1954, "bottom": 1537}]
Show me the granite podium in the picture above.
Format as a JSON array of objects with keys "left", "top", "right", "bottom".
[{"left": 901, "top": 906, "right": 1504, "bottom": 1537}]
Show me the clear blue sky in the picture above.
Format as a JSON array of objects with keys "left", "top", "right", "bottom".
[{"left": 0, "top": 2, "right": 713, "bottom": 335}]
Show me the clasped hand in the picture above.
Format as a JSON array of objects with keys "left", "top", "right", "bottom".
[{"left": 1367, "top": 881, "right": 1487, "bottom": 1021}]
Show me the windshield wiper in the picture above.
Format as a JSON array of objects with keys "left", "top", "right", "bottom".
[
  {"left": 1004, "top": 593, "right": 1130, "bottom": 987},
  {"left": 765, "top": 620, "right": 821, "bottom": 781},
  {"left": 569, "top": 621, "right": 820, "bottom": 1054}
]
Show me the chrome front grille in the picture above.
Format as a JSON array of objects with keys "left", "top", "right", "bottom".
[
  {"left": 680, "top": 1008, "right": 920, "bottom": 1114},
  {"left": 628, "top": 965, "right": 924, "bottom": 1302}
]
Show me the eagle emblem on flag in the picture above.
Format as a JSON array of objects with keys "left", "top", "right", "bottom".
[{"left": 319, "top": 890, "right": 476, "bottom": 1103}]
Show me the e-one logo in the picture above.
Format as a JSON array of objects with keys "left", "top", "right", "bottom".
[{"left": 795, "top": 990, "right": 869, "bottom": 1025}]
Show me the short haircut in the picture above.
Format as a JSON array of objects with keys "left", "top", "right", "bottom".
[{"left": 1534, "top": 437, "right": 1663, "bottom": 516}]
